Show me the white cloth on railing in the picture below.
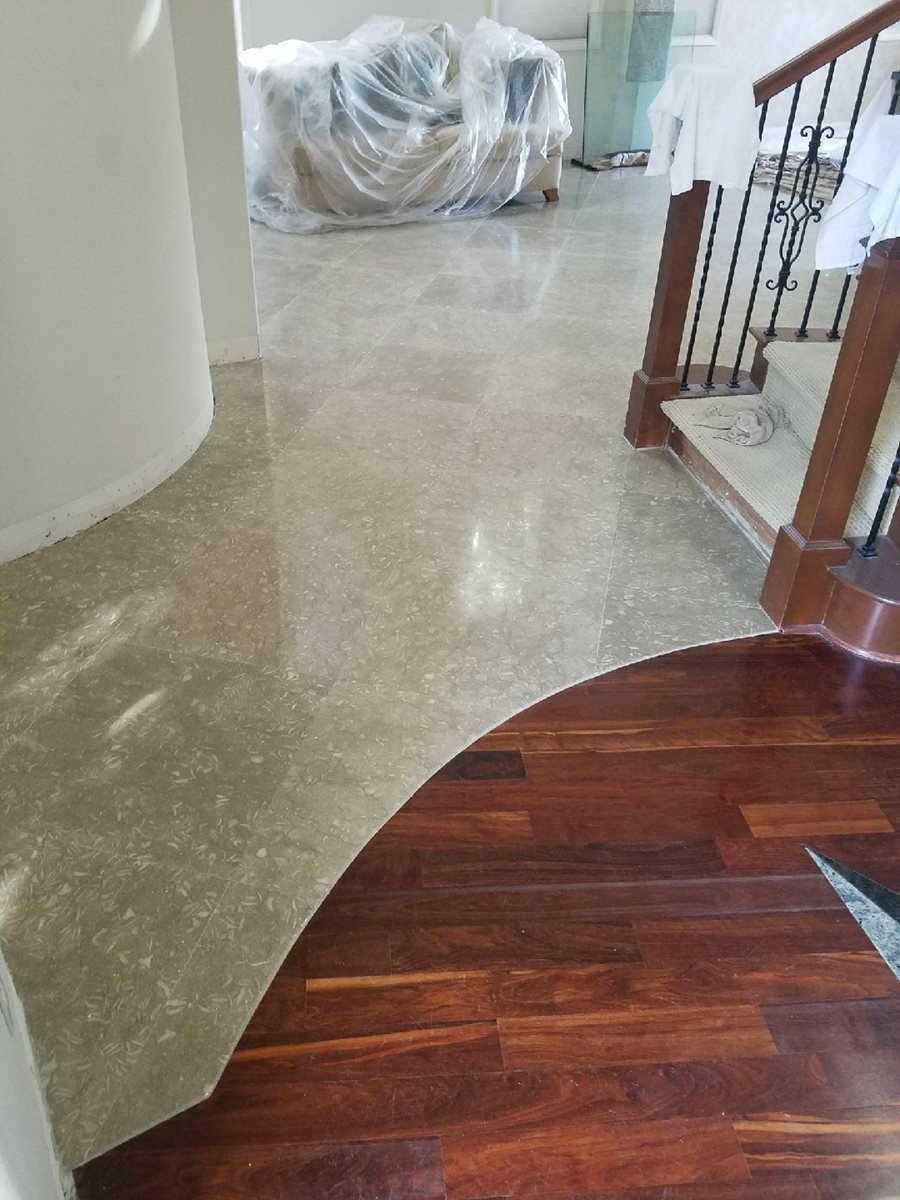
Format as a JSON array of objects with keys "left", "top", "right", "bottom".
[
  {"left": 816, "top": 79, "right": 900, "bottom": 272},
  {"left": 645, "top": 64, "right": 760, "bottom": 195}
]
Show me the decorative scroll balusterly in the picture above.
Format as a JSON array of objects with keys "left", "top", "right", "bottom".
[{"left": 763, "top": 61, "right": 837, "bottom": 336}]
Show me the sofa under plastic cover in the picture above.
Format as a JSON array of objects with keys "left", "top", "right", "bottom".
[{"left": 239, "top": 17, "right": 571, "bottom": 232}]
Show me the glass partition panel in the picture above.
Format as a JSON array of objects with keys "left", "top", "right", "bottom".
[{"left": 579, "top": 1, "right": 696, "bottom": 166}]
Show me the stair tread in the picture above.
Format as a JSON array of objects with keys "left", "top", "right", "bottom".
[
  {"left": 662, "top": 396, "right": 873, "bottom": 549},
  {"left": 764, "top": 341, "right": 900, "bottom": 479}
]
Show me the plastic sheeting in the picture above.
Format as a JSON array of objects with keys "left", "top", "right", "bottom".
[{"left": 239, "top": 17, "right": 571, "bottom": 232}]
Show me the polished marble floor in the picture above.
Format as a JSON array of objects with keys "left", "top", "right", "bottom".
[{"left": 0, "top": 166, "right": 773, "bottom": 1167}]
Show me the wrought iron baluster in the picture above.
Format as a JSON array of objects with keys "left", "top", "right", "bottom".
[
  {"left": 764, "top": 60, "right": 838, "bottom": 337},
  {"left": 681, "top": 186, "right": 725, "bottom": 390},
  {"left": 858, "top": 438, "right": 900, "bottom": 558},
  {"left": 703, "top": 103, "right": 770, "bottom": 389},
  {"left": 728, "top": 81, "right": 803, "bottom": 386},
  {"left": 818, "top": 35, "right": 880, "bottom": 341},
  {"left": 828, "top": 274, "right": 856, "bottom": 340}
]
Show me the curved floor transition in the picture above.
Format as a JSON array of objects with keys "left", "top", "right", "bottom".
[
  {"left": 0, "top": 169, "right": 775, "bottom": 1167},
  {"left": 75, "top": 633, "right": 900, "bottom": 1198}
]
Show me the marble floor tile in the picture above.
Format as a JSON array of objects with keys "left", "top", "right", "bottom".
[
  {"left": 622, "top": 447, "right": 710, "bottom": 500},
  {"left": 250, "top": 221, "right": 373, "bottom": 264},
  {"left": 1, "top": 166, "right": 782, "bottom": 1168},
  {"left": 597, "top": 492, "right": 774, "bottom": 671},
  {"left": 87, "top": 879, "right": 320, "bottom": 1162},
  {"left": 280, "top": 389, "right": 478, "bottom": 474},
  {"left": 349, "top": 342, "right": 495, "bottom": 405},
  {"left": 0, "top": 643, "right": 322, "bottom": 872},
  {"left": 124, "top": 510, "right": 378, "bottom": 675},
  {"left": 260, "top": 292, "right": 401, "bottom": 360},
  {"left": 480, "top": 353, "right": 633, "bottom": 430},
  {"left": 379, "top": 301, "right": 528, "bottom": 357},
  {"left": 0, "top": 840, "right": 228, "bottom": 1163},
  {"left": 208, "top": 356, "right": 331, "bottom": 454},
  {"left": 416, "top": 272, "right": 542, "bottom": 313}
]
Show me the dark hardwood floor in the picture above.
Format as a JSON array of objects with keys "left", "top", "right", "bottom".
[{"left": 75, "top": 633, "right": 900, "bottom": 1199}]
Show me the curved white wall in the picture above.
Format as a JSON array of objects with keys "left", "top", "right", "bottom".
[{"left": 0, "top": 0, "right": 214, "bottom": 563}]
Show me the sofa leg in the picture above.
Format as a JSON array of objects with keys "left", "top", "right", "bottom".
[{"left": 543, "top": 188, "right": 560, "bottom": 203}]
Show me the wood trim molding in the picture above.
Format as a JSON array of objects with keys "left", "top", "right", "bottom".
[
  {"left": 624, "top": 183, "right": 710, "bottom": 448},
  {"left": 761, "top": 239, "right": 900, "bottom": 630}
]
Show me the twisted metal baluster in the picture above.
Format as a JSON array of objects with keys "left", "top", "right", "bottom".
[
  {"left": 681, "top": 186, "right": 725, "bottom": 390},
  {"left": 798, "top": 35, "right": 879, "bottom": 340},
  {"left": 764, "top": 60, "right": 838, "bottom": 337},
  {"left": 828, "top": 274, "right": 856, "bottom": 341},
  {"left": 858, "top": 439, "right": 900, "bottom": 559},
  {"left": 703, "top": 102, "right": 770, "bottom": 389},
  {"left": 728, "top": 81, "right": 803, "bottom": 386}
]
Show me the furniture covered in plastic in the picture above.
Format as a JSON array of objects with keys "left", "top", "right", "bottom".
[{"left": 239, "top": 17, "right": 571, "bottom": 232}]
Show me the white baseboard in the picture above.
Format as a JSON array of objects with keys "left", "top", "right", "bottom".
[
  {"left": 0, "top": 400, "right": 214, "bottom": 565},
  {"left": 207, "top": 334, "right": 260, "bottom": 365}
]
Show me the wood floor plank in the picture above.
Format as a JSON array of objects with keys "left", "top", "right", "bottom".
[
  {"left": 302, "top": 971, "right": 501, "bottom": 1039},
  {"left": 735, "top": 1109, "right": 900, "bottom": 1173},
  {"left": 75, "top": 1139, "right": 446, "bottom": 1200},
  {"left": 431, "top": 751, "right": 527, "bottom": 781},
  {"left": 420, "top": 839, "right": 728, "bottom": 888},
  {"left": 739, "top": 800, "right": 893, "bottom": 838},
  {"left": 389, "top": 920, "right": 642, "bottom": 973},
  {"left": 818, "top": 1049, "right": 900, "bottom": 1107},
  {"left": 527, "top": 795, "right": 750, "bottom": 844},
  {"left": 333, "top": 846, "right": 423, "bottom": 894},
  {"left": 812, "top": 1165, "right": 900, "bottom": 1198},
  {"left": 504, "top": 1182, "right": 819, "bottom": 1199},
  {"left": 303, "top": 876, "right": 840, "bottom": 936},
  {"left": 635, "top": 912, "right": 872, "bottom": 965},
  {"left": 763, "top": 998, "right": 900, "bottom": 1055},
  {"left": 499, "top": 1006, "right": 776, "bottom": 1069},
  {"left": 296, "top": 953, "right": 898, "bottom": 1041},
  {"left": 875, "top": 796, "right": 900, "bottom": 832},
  {"left": 717, "top": 832, "right": 900, "bottom": 888},
  {"left": 562, "top": 1055, "right": 839, "bottom": 1123},
  {"left": 498, "top": 715, "right": 831, "bottom": 754},
  {"left": 231, "top": 1022, "right": 504, "bottom": 1080},
  {"left": 296, "top": 929, "right": 392, "bottom": 979},
  {"left": 170, "top": 1057, "right": 836, "bottom": 1151},
  {"left": 441, "top": 1117, "right": 751, "bottom": 1197},
  {"left": 371, "top": 810, "right": 535, "bottom": 848}
]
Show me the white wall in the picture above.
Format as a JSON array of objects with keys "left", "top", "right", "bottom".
[
  {"left": 240, "top": 0, "right": 493, "bottom": 46},
  {"left": 694, "top": 0, "right": 899, "bottom": 128},
  {"left": 0, "top": 0, "right": 214, "bottom": 562},
  {"left": 170, "top": 0, "right": 260, "bottom": 365},
  {"left": 0, "top": 952, "right": 68, "bottom": 1200}
]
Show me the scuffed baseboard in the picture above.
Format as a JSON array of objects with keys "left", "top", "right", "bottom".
[{"left": 0, "top": 401, "right": 213, "bottom": 565}]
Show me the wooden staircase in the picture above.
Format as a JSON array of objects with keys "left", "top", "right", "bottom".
[
  {"left": 663, "top": 341, "right": 900, "bottom": 555},
  {"left": 626, "top": 0, "right": 900, "bottom": 661}
]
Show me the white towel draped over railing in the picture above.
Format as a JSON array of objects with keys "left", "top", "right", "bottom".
[{"left": 645, "top": 64, "right": 761, "bottom": 194}]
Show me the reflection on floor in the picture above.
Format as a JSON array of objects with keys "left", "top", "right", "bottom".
[
  {"left": 75, "top": 633, "right": 900, "bottom": 1199},
  {"left": 0, "top": 167, "right": 775, "bottom": 1167}
]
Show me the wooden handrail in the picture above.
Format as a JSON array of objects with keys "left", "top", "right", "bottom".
[{"left": 755, "top": 0, "right": 900, "bottom": 104}]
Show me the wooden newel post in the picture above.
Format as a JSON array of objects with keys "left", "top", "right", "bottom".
[
  {"left": 624, "top": 182, "right": 710, "bottom": 448},
  {"left": 761, "top": 238, "right": 900, "bottom": 628}
]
